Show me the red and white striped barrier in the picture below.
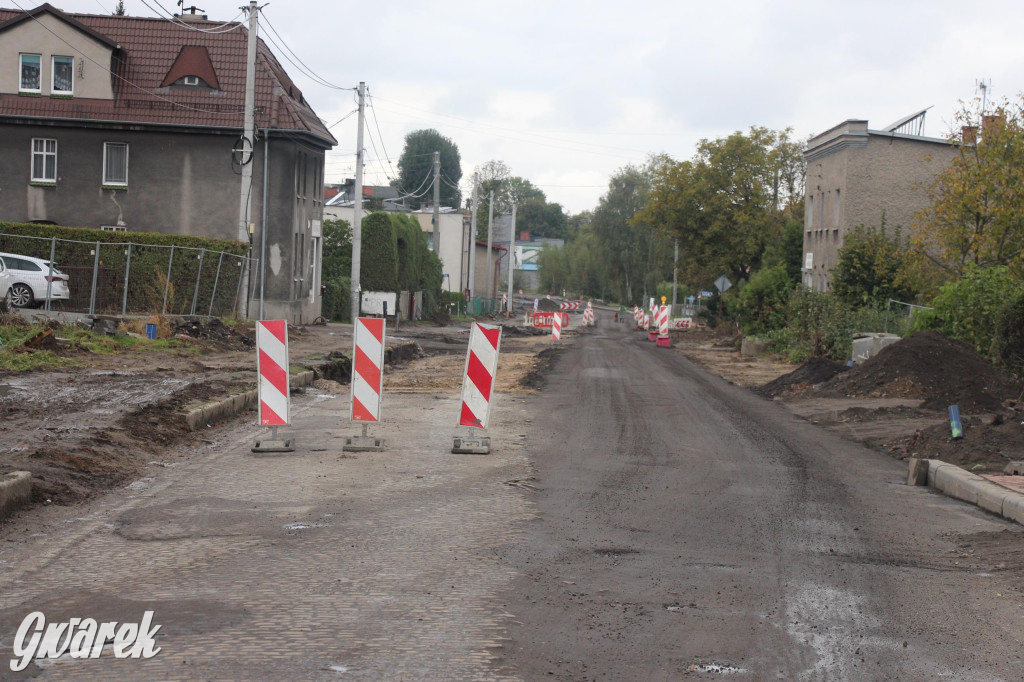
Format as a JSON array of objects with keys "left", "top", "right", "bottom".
[
  {"left": 559, "top": 301, "right": 580, "bottom": 311},
  {"left": 351, "top": 317, "right": 385, "bottom": 423},
  {"left": 257, "top": 320, "right": 289, "bottom": 426},
  {"left": 552, "top": 311, "right": 562, "bottom": 340},
  {"left": 671, "top": 317, "right": 694, "bottom": 329},
  {"left": 583, "top": 301, "right": 594, "bottom": 326},
  {"left": 530, "top": 311, "right": 568, "bottom": 328},
  {"left": 459, "top": 323, "right": 502, "bottom": 429},
  {"left": 634, "top": 306, "right": 643, "bottom": 329},
  {"left": 656, "top": 306, "right": 671, "bottom": 347}
]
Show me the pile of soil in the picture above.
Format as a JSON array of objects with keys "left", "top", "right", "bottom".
[
  {"left": 816, "top": 331, "right": 1022, "bottom": 413},
  {"left": 171, "top": 318, "right": 255, "bottom": 351},
  {"left": 501, "top": 324, "right": 548, "bottom": 337},
  {"left": 536, "top": 298, "right": 562, "bottom": 312},
  {"left": 519, "top": 346, "right": 564, "bottom": 390},
  {"left": 885, "top": 414, "right": 1024, "bottom": 472},
  {"left": 385, "top": 341, "right": 424, "bottom": 366},
  {"left": 759, "top": 357, "right": 849, "bottom": 399}
]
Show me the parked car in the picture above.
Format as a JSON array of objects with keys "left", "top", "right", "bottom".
[
  {"left": 0, "top": 252, "right": 71, "bottom": 308},
  {"left": 0, "top": 258, "right": 12, "bottom": 312}
]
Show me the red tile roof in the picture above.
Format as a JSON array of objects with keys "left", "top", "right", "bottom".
[{"left": 0, "top": 4, "right": 336, "bottom": 147}]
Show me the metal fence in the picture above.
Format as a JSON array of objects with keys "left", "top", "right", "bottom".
[{"left": 0, "top": 232, "right": 257, "bottom": 318}]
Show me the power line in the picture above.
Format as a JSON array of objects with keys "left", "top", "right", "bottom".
[
  {"left": 366, "top": 87, "right": 398, "bottom": 180},
  {"left": 140, "top": 0, "right": 245, "bottom": 32},
  {"left": 259, "top": 11, "right": 355, "bottom": 91},
  {"left": 8, "top": 0, "right": 241, "bottom": 116}
]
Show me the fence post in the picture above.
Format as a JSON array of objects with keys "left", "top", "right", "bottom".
[
  {"left": 208, "top": 251, "right": 224, "bottom": 318},
  {"left": 233, "top": 257, "right": 245, "bottom": 317},
  {"left": 44, "top": 237, "right": 56, "bottom": 313},
  {"left": 88, "top": 242, "right": 101, "bottom": 316},
  {"left": 190, "top": 248, "right": 205, "bottom": 316},
  {"left": 121, "top": 242, "right": 132, "bottom": 316},
  {"left": 162, "top": 246, "right": 175, "bottom": 315}
]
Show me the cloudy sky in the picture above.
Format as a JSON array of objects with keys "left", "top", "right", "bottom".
[{"left": 34, "top": 0, "right": 1024, "bottom": 213}]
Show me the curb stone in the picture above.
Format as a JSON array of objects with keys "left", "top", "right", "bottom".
[
  {"left": 0, "top": 471, "right": 32, "bottom": 520},
  {"left": 182, "top": 371, "right": 316, "bottom": 431},
  {"left": 910, "top": 458, "right": 1024, "bottom": 526}
]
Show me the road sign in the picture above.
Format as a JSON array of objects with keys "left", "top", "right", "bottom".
[{"left": 714, "top": 276, "right": 732, "bottom": 293}]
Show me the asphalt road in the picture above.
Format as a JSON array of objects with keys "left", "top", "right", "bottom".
[{"left": 497, "top": 317, "right": 1024, "bottom": 681}]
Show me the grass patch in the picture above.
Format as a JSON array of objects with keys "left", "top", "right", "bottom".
[{"left": 0, "top": 349, "right": 74, "bottom": 371}]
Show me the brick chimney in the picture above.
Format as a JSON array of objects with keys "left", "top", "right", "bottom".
[
  {"left": 961, "top": 126, "right": 978, "bottom": 145},
  {"left": 982, "top": 114, "right": 1005, "bottom": 138}
]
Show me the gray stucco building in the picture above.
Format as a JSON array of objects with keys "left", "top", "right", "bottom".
[
  {"left": 802, "top": 114, "right": 956, "bottom": 291},
  {"left": 0, "top": 3, "right": 335, "bottom": 322}
]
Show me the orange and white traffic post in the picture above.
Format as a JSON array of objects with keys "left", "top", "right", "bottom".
[
  {"left": 552, "top": 310, "right": 563, "bottom": 340},
  {"left": 656, "top": 297, "right": 672, "bottom": 347},
  {"left": 453, "top": 323, "right": 502, "bottom": 454},
  {"left": 252, "top": 320, "right": 294, "bottom": 452},
  {"left": 344, "top": 316, "right": 387, "bottom": 451}
]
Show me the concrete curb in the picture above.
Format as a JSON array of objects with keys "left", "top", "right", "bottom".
[
  {"left": 910, "top": 458, "right": 1024, "bottom": 526},
  {"left": 182, "top": 370, "right": 316, "bottom": 432},
  {"left": 0, "top": 471, "right": 32, "bottom": 520}
]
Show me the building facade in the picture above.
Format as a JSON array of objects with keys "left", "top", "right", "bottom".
[
  {"left": 802, "top": 116, "right": 956, "bottom": 291},
  {"left": 0, "top": 4, "right": 335, "bottom": 321}
]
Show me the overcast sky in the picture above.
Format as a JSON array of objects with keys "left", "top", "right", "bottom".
[{"left": 36, "top": 0, "right": 1024, "bottom": 214}]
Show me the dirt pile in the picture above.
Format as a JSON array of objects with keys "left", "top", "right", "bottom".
[
  {"left": 536, "top": 298, "right": 562, "bottom": 312},
  {"left": 816, "top": 331, "right": 1022, "bottom": 412},
  {"left": 171, "top": 318, "right": 255, "bottom": 350},
  {"left": 885, "top": 414, "right": 1024, "bottom": 472},
  {"left": 519, "top": 347, "right": 564, "bottom": 390},
  {"left": 502, "top": 324, "right": 548, "bottom": 337},
  {"left": 759, "top": 358, "right": 849, "bottom": 399}
]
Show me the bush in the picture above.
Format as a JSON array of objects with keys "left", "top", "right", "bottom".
[
  {"left": 831, "top": 223, "right": 916, "bottom": 308},
  {"left": 732, "top": 264, "right": 792, "bottom": 336},
  {"left": 770, "top": 287, "right": 852, "bottom": 362},
  {"left": 360, "top": 212, "right": 398, "bottom": 292}
]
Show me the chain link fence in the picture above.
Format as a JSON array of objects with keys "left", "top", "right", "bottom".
[{"left": 0, "top": 232, "right": 256, "bottom": 318}]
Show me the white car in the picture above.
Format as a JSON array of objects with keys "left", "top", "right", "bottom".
[
  {"left": 0, "top": 259, "right": 12, "bottom": 311},
  {"left": 0, "top": 252, "right": 71, "bottom": 308}
]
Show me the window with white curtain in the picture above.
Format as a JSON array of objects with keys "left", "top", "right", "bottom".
[
  {"left": 103, "top": 142, "right": 129, "bottom": 186},
  {"left": 31, "top": 138, "right": 57, "bottom": 182}
]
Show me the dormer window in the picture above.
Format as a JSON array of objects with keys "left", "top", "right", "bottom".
[
  {"left": 178, "top": 75, "right": 204, "bottom": 86},
  {"left": 19, "top": 54, "right": 40, "bottom": 93},
  {"left": 52, "top": 56, "right": 74, "bottom": 94}
]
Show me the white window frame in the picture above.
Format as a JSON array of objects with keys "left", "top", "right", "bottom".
[
  {"left": 51, "top": 55, "right": 74, "bottom": 95},
  {"left": 19, "top": 53, "right": 41, "bottom": 93},
  {"left": 102, "top": 142, "right": 129, "bottom": 187},
  {"left": 182, "top": 75, "right": 200, "bottom": 85},
  {"left": 31, "top": 138, "right": 57, "bottom": 182}
]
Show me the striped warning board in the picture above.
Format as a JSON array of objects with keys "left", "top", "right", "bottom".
[
  {"left": 559, "top": 301, "right": 580, "bottom": 311},
  {"left": 257, "top": 320, "right": 289, "bottom": 426},
  {"left": 459, "top": 323, "right": 502, "bottom": 429},
  {"left": 351, "top": 317, "right": 386, "bottom": 423},
  {"left": 552, "top": 311, "right": 562, "bottom": 340},
  {"left": 657, "top": 305, "right": 669, "bottom": 335}
]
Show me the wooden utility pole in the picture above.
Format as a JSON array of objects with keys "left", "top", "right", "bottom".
[
  {"left": 431, "top": 151, "right": 440, "bottom": 253},
  {"left": 350, "top": 82, "right": 365, "bottom": 324}
]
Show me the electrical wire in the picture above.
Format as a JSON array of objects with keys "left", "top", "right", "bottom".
[
  {"left": 326, "top": 109, "right": 358, "bottom": 130},
  {"left": 366, "top": 87, "right": 398, "bottom": 180},
  {"left": 7, "top": 0, "right": 241, "bottom": 116},
  {"left": 259, "top": 11, "right": 355, "bottom": 91},
  {"left": 140, "top": 0, "right": 245, "bottom": 32}
]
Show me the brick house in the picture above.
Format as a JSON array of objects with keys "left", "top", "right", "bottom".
[
  {"left": 0, "top": 3, "right": 336, "bottom": 321},
  {"left": 802, "top": 113, "right": 957, "bottom": 291}
]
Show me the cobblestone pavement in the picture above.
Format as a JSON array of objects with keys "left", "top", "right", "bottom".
[{"left": 0, "top": 383, "right": 535, "bottom": 680}]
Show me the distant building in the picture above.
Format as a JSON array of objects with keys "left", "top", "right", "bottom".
[{"left": 802, "top": 111, "right": 957, "bottom": 291}]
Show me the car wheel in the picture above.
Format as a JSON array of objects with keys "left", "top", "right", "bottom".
[{"left": 9, "top": 284, "right": 34, "bottom": 308}]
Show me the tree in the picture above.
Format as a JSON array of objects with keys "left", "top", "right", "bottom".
[
  {"left": 360, "top": 212, "right": 398, "bottom": 292},
  {"left": 635, "top": 127, "right": 805, "bottom": 286},
  {"left": 321, "top": 218, "right": 352, "bottom": 321},
  {"left": 831, "top": 222, "right": 916, "bottom": 308},
  {"left": 113, "top": 0, "right": 125, "bottom": 14},
  {"left": 393, "top": 129, "right": 462, "bottom": 209},
  {"left": 911, "top": 97, "right": 1024, "bottom": 281}
]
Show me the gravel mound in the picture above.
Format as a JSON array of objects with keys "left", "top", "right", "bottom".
[{"left": 817, "top": 331, "right": 1021, "bottom": 412}]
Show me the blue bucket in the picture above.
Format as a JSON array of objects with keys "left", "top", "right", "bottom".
[{"left": 145, "top": 323, "right": 157, "bottom": 340}]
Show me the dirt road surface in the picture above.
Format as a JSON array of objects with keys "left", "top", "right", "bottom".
[
  {"left": 1, "top": 315, "right": 1023, "bottom": 680},
  {"left": 496, "top": 318, "right": 1024, "bottom": 680}
]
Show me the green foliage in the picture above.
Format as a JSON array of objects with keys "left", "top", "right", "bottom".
[
  {"left": 911, "top": 97, "right": 1024, "bottom": 281},
  {"left": 915, "top": 264, "right": 1019, "bottom": 360},
  {"left": 732, "top": 265, "right": 793, "bottom": 336},
  {"left": 360, "top": 212, "right": 398, "bottom": 293},
  {"left": 0, "top": 221, "right": 245, "bottom": 253},
  {"left": 831, "top": 222, "right": 916, "bottom": 308},
  {"left": 763, "top": 217, "right": 805, "bottom": 283},
  {"left": 993, "top": 288, "right": 1024, "bottom": 375},
  {"left": 319, "top": 218, "right": 351, "bottom": 322},
  {"left": 394, "top": 129, "right": 462, "bottom": 209},
  {"left": 769, "top": 287, "right": 852, "bottom": 362},
  {"left": 635, "top": 127, "right": 805, "bottom": 286}
]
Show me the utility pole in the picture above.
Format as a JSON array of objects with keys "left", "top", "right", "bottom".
[
  {"left": 236, "top": 0, "right": 258, "bottom": 317},
  {"left": 468, "top": 173, "right": 478, "bottom": 302},
  {"left": 431, "top": 151, "right": 440, "bottom": 253},
  {"left": 237, "top": 0, "right": 257, "bottom": 243},
  {"left": 350, "top": 81, "right": 365, "bottom": 325},
  {"left": 485, "top": 190, "right": 494, "bottom": 308},
  {"left": 672, "top": 238, "right": 679, "bottom": 313},
  {"left": 506, "top": 202, "right": 516, "bottom": 319}
]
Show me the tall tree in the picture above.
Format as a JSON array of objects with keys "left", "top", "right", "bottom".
[
  {"left": 591, "top": 163, "right": 659, "bottom": 303},
  {"left": 911, "top": 97, "right": 1024, "bottom": 282},
  {"left": 393, "top": 129, "right": 462, "bottom": 209},
  {"left": 635, "top": 127, "right": 804, "bottom": 286}
]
